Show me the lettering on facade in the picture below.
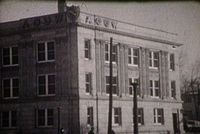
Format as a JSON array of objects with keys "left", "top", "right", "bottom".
[
  {"left": 22, "top": 13, "right": 65, "bottom": 29},
  {"left": 84, "top": 15, "right": 117, "bottom": 30}
]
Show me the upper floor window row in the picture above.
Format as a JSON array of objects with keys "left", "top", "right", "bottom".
[
  {"left": 2, "top": 47, "right": 18, "bottom": 66},
  {"left": 37, "top": 41, "right": 55, "bottom": 62}
]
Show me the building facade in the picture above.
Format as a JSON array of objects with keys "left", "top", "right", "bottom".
[{"left": 0, "top": 6, "right": 184, "bottom": 134}]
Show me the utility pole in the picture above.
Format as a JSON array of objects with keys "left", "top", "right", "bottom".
[
  {"left": 107, "top": 37, "right": 113, "bottom": 134},
  {"left": 131, "top": 82, "right": 138, "bottom": 134}
]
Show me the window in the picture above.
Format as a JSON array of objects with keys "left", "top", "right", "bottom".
[
  {"left": 133, "top": 108, "right": 144, "bottom": 125},
  {"left": 171, "top": 81, "right": 176, "bottom": 98},
  {"left": 3, "top": 78, "right": 19, "bottom": 98},
  {"left": 106, "top": 76, "right": 118, "bottom": 95},
  {"left": 105, "top": 43, "right": 117, "bottom": 63},
  {"left": 170, "top": 54, "right": 175, "bottom": 70},
  {"left": 37, "top": 41, "right": 55, "bottom": 62},
  {"left": 38, "top": 74, "right": 55, "bottom": 96},
  {"left": 1, "top": 111, "right": 17, "bottom": 128},
  {"left": 113, "top": 107, "right": 122, "bottom": 126},
  {"left": 150, "top": 80, "right": 160, "bottom": 98},
  {"left": 153, "top": 108, "right": 164, "bottom": 125},
  {"left": 149, "top": 51, "right": 159, "bottom": 68},
  {"left": 85, "top": 73, "right": 92, "bottom": 94},
  {"left": 2, "top": 47, "right": 18, "bottom": 66},
  {"left": 37, "top": 109, "right": 54, "bottom": 127},
  {"left": 129, "top": 78, "right": 140, "bottom": 96},
  {"left": 87, "top": 107, "right": 93, "bottom": 126},
  {"left": 84, "top": 39, "right": 91, "bottom": 59},
  {"left": 128, "top": 48, "right": 139, "bottom": 66}
]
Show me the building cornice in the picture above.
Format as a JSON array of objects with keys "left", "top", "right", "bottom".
[{"left": 78, "top": 22, "right": 183, "bottom": 47}]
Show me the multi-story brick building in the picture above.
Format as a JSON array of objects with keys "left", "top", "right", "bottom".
[{"left": 0, "top": 5, "right": 184, "bottom": 134}]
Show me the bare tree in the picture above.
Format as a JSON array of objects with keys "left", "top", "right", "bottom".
[{"left": 181, "top": 59, "right": 200, "bottom": 120}]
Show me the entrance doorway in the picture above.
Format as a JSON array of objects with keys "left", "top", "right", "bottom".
[{"left": 173, "top": 113, "right": 180, "bottom": 134}]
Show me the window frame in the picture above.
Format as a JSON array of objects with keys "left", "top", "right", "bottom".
[
  {"left": 105, "top": 43, "right": 117, "bottom": 64},
  {"left": 171, "top": 80, "right": 176, "bottom": 99},
  {"left": 2, "top": 46, "right": 19, "bottom": 67},
  {"left": 149, "top": 51, "right": 159, "bottom": 69},
  {"left": 37, "top": 108, "right": 54, "bottom": 127},
  {"left": 106, "top": 76, "right": 118, "bottom": 96},
  {"left": 132, "top": 108, "right": 144, "bottom": 125},
  {"left": 128, "top": 77, "right": 140, "bottom": 97},
  {"left": 2, "top": 78, "right": 19, "bottom": 99},
  {"left": 153, "top": 108, "right": 164, "bottom": 125},
  {"left": 37, "top": 74, "right": 55, "bottom": 96},
  {"left": 150, "top": 80, "right": 160, "bottom": 98},
  {"left": 169, "top": 53, "right": 175, "bottom": 71},
  {"left": 113, "top": 107, "right": 122, "bottom": 126},
  {"left": 1, "top": 110, "right": 17, "bottom": 128},
  {"left": 87, "top": 107, "right": 93, "bottom": 126},
  {"left": 85, "top": 73, "right": 92, "bottom": 95},
  {"left": 128, "top": 48, "right": 139, "bottom": 66},
  {"left": 37, "top": 41, "right": 55, "bottom": 63},
  {"left": 84, "top": 39, "right": 91, "bottom": 59}
]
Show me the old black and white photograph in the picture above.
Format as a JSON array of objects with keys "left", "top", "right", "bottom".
[{"left": 0, "top": 0, "right": 200, "bottom": 134}]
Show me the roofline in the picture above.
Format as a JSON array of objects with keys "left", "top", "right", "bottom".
[{"left": 78, "top": 23, "right": 183, "bottom": 47}]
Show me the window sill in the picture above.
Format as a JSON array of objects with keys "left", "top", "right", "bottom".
[
  {"left": 128, "top": 64, "right": 138, "bottom": 67},
  {"left": 149, "top": 67, "right": 158, "bottom": 70},
  {"left": 106, "top": 94, "right": 118, "bottom": 97},
  {"left": 37, "top": 126, "right": 54, "bottom": 128},
  {"left": 112, "top": 124, "right": 121, "bottom": 127},
  {"left": 105, "top": 61, "right": 117, "bottom": 64},
  {"left": 0, "top": 127, "right": 17, "bottom": 130},
  {"left": 153, "top": 123, "right": 163, "bottom": 126},
  {"left": 150, "top": 96, "right": 160, "bottom": 99},
  {"left": 2, "top": 64, "right": 19, "bottom": 67},
  {"left": 3, "top": 97, "right": 19, "bottom": 99},
  {"left": 85, "top": 58, "right": 92, "bottom": 60},
  {"left": 37, "top": 60, "right": 55, "bottom": 63},
  {"left": 37, "top": 94, "right": 56, "bottom": 97},
  {"left": 85, "top": 93, "right": 93, "bottom": 96}
]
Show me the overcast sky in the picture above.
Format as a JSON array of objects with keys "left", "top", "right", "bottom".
[{"left": 0, "top": 0, "right": 200, "bottom": 72}]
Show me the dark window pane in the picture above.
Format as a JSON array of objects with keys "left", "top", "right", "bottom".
[
  {"left": 133, "top": 57, "right": 138, "bottom": 65},
  {"left": 38, "top": 76, "right": 46, "bottom": 95},
  {"left": 11, "top": 111, "right": 17, "bottom": 127},
  {"left": 47, "top": 42, "right": 55, "bottom": 60},
  {"left": 38, "top": 43, "right": 45, "bottom": 51},
  {"left": 12, "top": 56, "right": 18, "bottom": 65},
  {"left": 48, "top": 75, "right": 55, "bottom": 94},
  {"left": 3, "top": 79, "right": 10, "bottom": 97},
  {"left": 3, "top": 48, "right": 10, "bottom": 65},
  {"left": 38, "top": 43, "right": 45, "bottom": 61},
  {"left": 3, "top": 57, "right": 10, "bottom": 65},
  {"left": 2, "top": 112, "right": 9, "bottom": 127},
  {"left": 12, "top": 47, "right": 18, "bottom": 65},
  {"left": 38, "top": 109, "right": 45, "bottom": 126},
  {"left": 47, "top": 51, "right": 55, "bottom": 60},
  {"left": 47, "top": 109, "right": 54, "bottom": 126},
  {"left": 13, "top": 79, "right": 19, "bottom": 97},
  {"left": 38, "top": 52, "right": 45, "bottom": 61}
]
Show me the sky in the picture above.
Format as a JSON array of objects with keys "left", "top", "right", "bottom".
[{"left": 0, "top": 0, "right": 200, "bottom": 73}]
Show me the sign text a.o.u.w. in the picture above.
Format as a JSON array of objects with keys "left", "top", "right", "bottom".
[
  {"left": 84, "top": 14, "right": 117, "bottom": 30},
  {"left": 21, "top": 13, "right": 66, "bottom": 29}
]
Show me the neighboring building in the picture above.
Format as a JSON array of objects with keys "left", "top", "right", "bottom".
[
  {"left": 0, "top": 5, "right": 184, "bottom": 134},
  {"left": 182, "top": 86, "right": 200, "bottom": 121}
]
